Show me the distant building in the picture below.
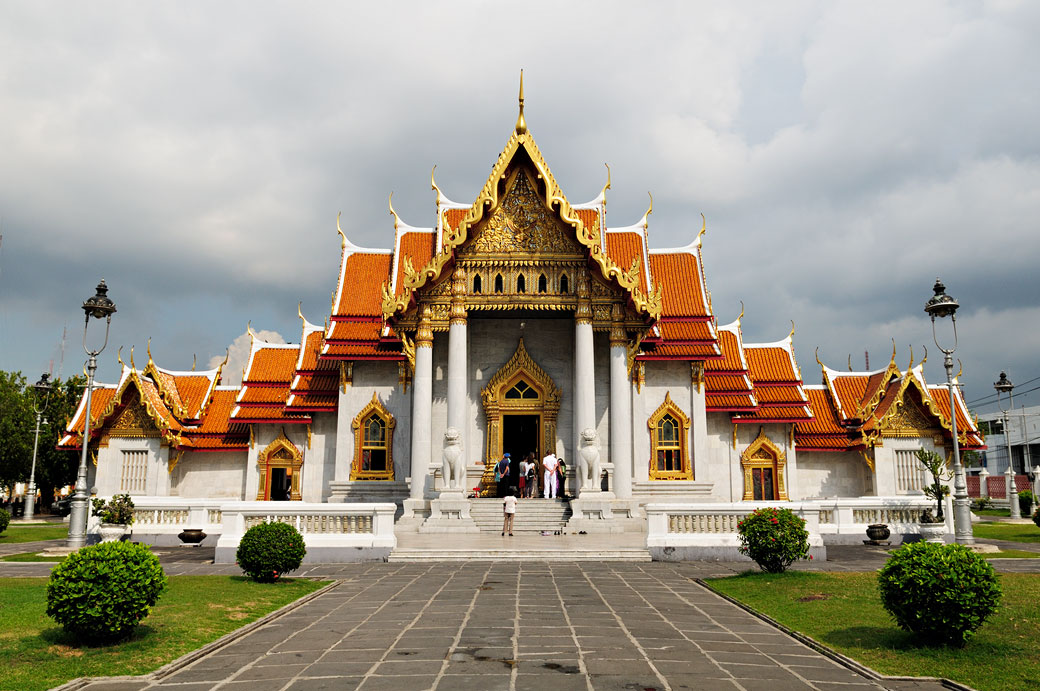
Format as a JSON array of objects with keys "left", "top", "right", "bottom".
[{"left": 977, "top": 405, "right": 1040, "bottom": 475}]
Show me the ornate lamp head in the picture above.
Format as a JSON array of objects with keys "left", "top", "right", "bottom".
[
  {"left": 994, "top": 371, "right": 1014, "bottom": 396},
  {"left": 32, "top": 372, "right": 52, "bottom": 396},
  {"left": 82, "top": 279, "right": 117, "bottom": 321},
  {"left": 924, "top": 277, "right": 958, "bottom": 320}
]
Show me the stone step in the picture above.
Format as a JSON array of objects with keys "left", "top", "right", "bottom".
[
  {"left": 467, "top": 498, "right": 572, "bottom": 533},
  {"left": 388, "top": 550, "right": 651, "bottom": 562}
]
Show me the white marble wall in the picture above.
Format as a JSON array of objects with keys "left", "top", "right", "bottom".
[
  {"left": 334, "top": 361, "right": 412, "bottom": 487},
  {"left": 632, "top": 361, "right": 693, "bottom": 485},
  {"left": 172, "top": 450, "right": 247, "bottom": 499},
  {"left": 796, "top": 451, "right": 872, "bottom": 499},
  {"left": 94, "top": 437, "right": 168, "bottom": 498}
]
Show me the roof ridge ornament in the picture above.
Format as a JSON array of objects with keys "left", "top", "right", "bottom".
[
  {"left": 788, "top": 320, "right": 795, "bottom": 341},
  {"left": 516, "top": 69, "right": 527, "bottom": 135},
  {"left": 147, "top": 338, "right": 154, "bottom": 368},
  {"left": 920, "top": 346, "right": 928, "bottom": 367},
  {"left": 388, "top": 192, "right": 399, "bottom": 230},
  {"left": 601, "top": 163, "right": 611, "bottom": 203},
  {"left": 117, "top": 345, "right": 125, "bottom": 369},
  {"left": 908, "top": 344, "right": 914, "bottom": 371},
  {"left": 641, "top": 192, "right": 653, "bottom": 228},
  {"left": 191, "top": 354, "right": 197, "bottom": 372}
]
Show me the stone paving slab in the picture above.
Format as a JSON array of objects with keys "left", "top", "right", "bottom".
[{"left": 57, "top": 562, "right": 953, "bottom": 691}]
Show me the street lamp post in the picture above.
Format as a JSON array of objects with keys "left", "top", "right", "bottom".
[
  {"left": 66, "top": 280, "right": 116, "bottom": 550},
  {"left": 23, "top": 373, "right": 53, "bottom": 521},
  {"left": 923, "top": 278, "right": 973, "bottom": 545},
  {"left": 994, "top": 371, "right": 1020, "bottom": 519}
]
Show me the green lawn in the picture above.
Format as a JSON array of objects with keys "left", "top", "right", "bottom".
[
  {"left": 1, "top": 551, "right": 65, "bottom": 562},
  {"left": 707, "top": 571, "right": 1040, "bottom": 691},
  {"left": 0, "top": 576, "right": 326, "bottom": 691},
  {"left": 0, "top": 523, "right": 70, "bottom": 543},
  {"left": 972, "top": 522, "right": 1040, "bottom": 544},
  {"left": 987, "top": 549, "right": 1040, "bottom": 559},
  {"left": 974, "top": 508, "right": 1011, "bottom": 518}
]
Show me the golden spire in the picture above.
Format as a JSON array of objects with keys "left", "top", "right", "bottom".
[
  {"left": 515, "top": 69, "right": 527, "bottom": 135},
  {"left": 600, "top": 163, "right": 611, "bottom": 202},
  {"left": 146, "top": 338, "right": 154, "bottom": 368},
  {"left": 191, "top": 354, "right": 196, "bottom": 371},
  {"left": 907, "top": 344, "right": 914, "bottom": 370},
  {"left": 920, "top": 346, "right": 928, "bottom": 367},
  {"left": 788, "top": 320, "right": 795, "bottom": 340}
]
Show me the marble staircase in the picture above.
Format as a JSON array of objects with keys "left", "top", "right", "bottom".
[{"left": 466, "top": 497, "right": 572, "bottom": 534}]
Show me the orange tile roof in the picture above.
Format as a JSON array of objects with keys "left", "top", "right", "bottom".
[
  {"left": 746, "top": 345, "right": 799, "bottom": 383},
  {"left": 332, "top": 253, "right": 392, "bottom": 318},
  {"left": 321, "top": 341, "right": 402, "bottom": 359},
  {"left": 394, "top": 231, "right": 436, "bottom": 297},
  {"left": 186, "top": 390, "right": 241, "bottom": 435},
  {"left": 929, "top": 384, "right": 985, "bottom": 449},
  {"left": 574, "top": 208, "right": 600, "bottom": 234},
  {"left": 649, "top": 342, "right": 722, "bottom": 359},
  {"left": 706, "top": 374, "right": 754, "bottom": 393},
  {"left": 705, "top": 329, "right": 747, "bottom": 373},
  {"left": 705, "top": 393, "right": 757, "bottom": 410},
  {"left": 296, "top": 329, "right": 326, "bottom": 372},
  {"left": 656, "top": 321, "right": 716, "bottom": 342},
  {"left": 243, "top": 345, "right": 299, "bottom": 385},
  {"left": 649, "top": 253, "right": 710, "bottom": 318},
  {"left": 736, "top": 405, "right": 812, "bottom": 421},
  {"left": 238, "top": 386, "right": 292, "bottom": 405},
  {"left": 326, "top": 319, "right": 383, "bottom": 341},
  {"left": 287, "top": 373, "right": 339, "bottom": 412},
  {"left": 796, "top": 387, "right": 853, "bottom": 450},
  {"left": 605, "top": 232, "right": 648, "bottom": 294},
  {"left": 444, "top": 208, "right": 467, "bottom": 232},
  {"left": 231, "top": 405, "right": 309, "bottom": 423}
]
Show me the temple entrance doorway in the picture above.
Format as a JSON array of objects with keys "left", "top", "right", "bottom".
[
  {"left": 480, "top": 338, "right": 562, "bottom": 495},
  {"left": 503, "top": 414, "right": 539, "bottom": 489}
]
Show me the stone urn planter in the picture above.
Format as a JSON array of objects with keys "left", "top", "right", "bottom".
[
  {"left": 97, "top": 523, "right": 128, "bottom": 543},
  {"left": 178, "top": 528, "right": 207, "bottom": 544},
  {"left": 918, "top": 522, "right": 946, "bottom": 543},
  {"left": 866, "top": 524, "right": 891, "bottom": 542}
]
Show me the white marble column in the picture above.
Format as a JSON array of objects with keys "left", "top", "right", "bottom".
[
  {"left": 574, "top": 312, "right": 595, "bottom": 458},
  {"left": 609, "top": 336, "right": 632, "bottom": 498},
  {"left": 689, "top": 362, "right": 708, "bottom": 482},
  {"left": 409, "top": 307, "right": 434, "bottom": 500},
  {"left": 447, "top": 267, "right": 468, "bottom": 470}
]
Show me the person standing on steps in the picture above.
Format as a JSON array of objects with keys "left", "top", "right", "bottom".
[
  {"left": 495, "top": 453, "right": 511, "bottom": 498},
  {"left": 557, "top": 456, "right": 567, "bottom": 499},
  {"left": 518, "top": 454, "right": 530, "bottom": 499},
  {"left": 543, "top": 451, "right": 559, "bottom": 499},
  {"left": 502, "top": 488, "right": 517, "bottom": 536},
  {"left": 524, "top": 452, "right": 537, "bottom": 498}
]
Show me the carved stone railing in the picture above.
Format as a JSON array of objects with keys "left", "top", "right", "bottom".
[
  {"left": 119, "top": 497, "right": 225, "bottom": 544},
  {"left": 647, "top": 497, "right": 952, "bottom": 558},
  {"left": 214, "top": 502, "right": 397, "bottom": 563}
]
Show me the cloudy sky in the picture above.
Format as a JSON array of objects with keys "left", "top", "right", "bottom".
[{"left": 1, "top": 1, "right": 1038, "bottom": 419}]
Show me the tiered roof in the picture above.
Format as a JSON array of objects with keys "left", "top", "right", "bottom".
[
  {"left": 58, "top": 356, "right": 248, "bottom": 453},
  {"left": 796, "top": 351, "right": 985, "bottom": 453}
]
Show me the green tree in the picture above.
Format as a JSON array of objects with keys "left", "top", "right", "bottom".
[{"left": 0, "top": 371, "right": 83, "bottom": 508}]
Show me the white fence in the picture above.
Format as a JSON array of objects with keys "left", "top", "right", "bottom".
[
  {"left": 646, "top": 496, "right": 952, "bottom": 560},
  {"left": 117, "top": 497, "right": 397, "bottom": 562}
]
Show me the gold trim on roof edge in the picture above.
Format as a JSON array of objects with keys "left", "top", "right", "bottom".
[{"left": 380, "top": 128, "right": 663, "bottom": 323}]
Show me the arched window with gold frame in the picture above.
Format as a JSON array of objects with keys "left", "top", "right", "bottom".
[
  {"left": 647, "top": 392, "right": 692, "bottom": 480},
  {"left": 740, "top": 428, "right": 789, "bottom": 500},
  {"left": 256, "top": 431, "right": 303, "bottom": 501},
  {"left": 473, "top": 274, "right": 482, "bottom": 294},
  {"left": 350, "top": 393, "right": 396, "bottom": 481}
]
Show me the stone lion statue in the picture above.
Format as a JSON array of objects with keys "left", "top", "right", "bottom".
[
  {"left": 442, "top": 427, "right": 464, "bottom": 490},
  {"left": 578, "top": 428, "right": 600, "bottom": 492}
]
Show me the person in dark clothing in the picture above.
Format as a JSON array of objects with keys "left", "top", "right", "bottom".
[
  {"left": 495, "top": 453, "right": 511, "bottom": 498},
  {"left": 557, "top": 457, "right": 567, "bottom": 499}
]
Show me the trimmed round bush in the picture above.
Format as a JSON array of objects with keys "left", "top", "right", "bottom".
[
  {"left": 0, "top": 508, "right": 10, "bottom": 534},
  {"left": 236, "top": 521, "right": 306, "bottom": 582},
  {"left": 1018, "top": 490, "right": 1036, "bottom": 517},
  {"left": 46, "top": 541, "right": 167, "bottom": 643},
  {"left": 878, "top": 541, "right": 1001, "bottom": 647},
  {"left": 737, "top": 507, "right": 810, "bottom": 573}
]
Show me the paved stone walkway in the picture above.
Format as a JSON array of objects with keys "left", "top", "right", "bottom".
[{"left": 61, "top": 562, "right": 950, "bottom": 691}]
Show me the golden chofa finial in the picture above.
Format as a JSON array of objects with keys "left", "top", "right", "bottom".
[
  {"left": 601, "top": 163, "right": 611, "bottom": 202},
  {"left": 698, "top": 213, "right": 707, "bottom": 240},
  {"left": 431, "top": 165, "right": 441, "bottom": 196},
  {"left": 907, "top": 344, "right": 914, "bottom": 370},
  {"left": 388, "top": 192, "right": 400, "bottom": 230},
  {"left": 920, "top": 345, "right": 928, "bottom": 367},
  {"left": 336, "top": 212, "right": 346, "bottom": 249},
  {"left": 117, "top": 346, "right": 125, "bottom": 368},
  {"left": 146, "top": 338, "right": 154, "bottom": 368},
  {"left": 297, "top": 301, "right": 305, "bottom": 323},
  {"left": 847, "top": 354, "right": 853, "bottom": 372},
  {"left": 515, "top": 69, "right": 527, "bottom": 135},
  {"left": 191, "top": 354, "right": 197, "bottom": 372},
  {"left": 788, "top": 320, "right": 795, "bottom": 340}
]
